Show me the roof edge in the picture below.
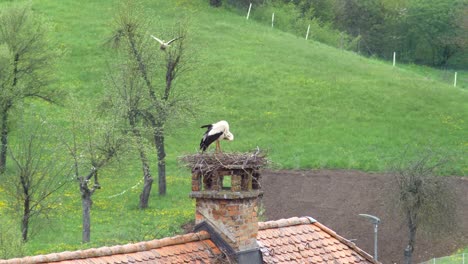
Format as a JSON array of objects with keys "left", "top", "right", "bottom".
[
  {"left": 313, "top": 221, "right": 380, "bottom": 264},
  {"left": 0, "top": 231, "right": 210, "bottom": 264}
]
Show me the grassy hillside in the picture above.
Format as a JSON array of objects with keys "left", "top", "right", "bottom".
[
  {"left": 178, "top": 3, "right": 467, "bottom": 173},
  {"left": 0, "top": 0, "right": 466, "bottom": 257},
  {"left": 24, "top": 0, "right": 468, "bottom": 173}
]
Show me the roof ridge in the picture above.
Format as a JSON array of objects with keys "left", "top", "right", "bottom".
[
  {"left": 0, "top": 231, "right": 210, "bottom": 264},
  {"left": 258, "top": 216, "right": 312, "bottom": 230}
]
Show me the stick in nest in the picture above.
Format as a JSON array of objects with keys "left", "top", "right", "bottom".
[{"left": 178, "top": 149, "right": 269, "bottom": 174}]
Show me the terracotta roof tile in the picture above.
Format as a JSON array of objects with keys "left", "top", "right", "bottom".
[
  {"left": 257, "top": 217, "right": 378, "bottom": 264},
  {"left": 1, "top": 216, "right": 378, "bottom": 264},
  {"left": 0, "top": 231, "right": 216, "bottom": 264}
]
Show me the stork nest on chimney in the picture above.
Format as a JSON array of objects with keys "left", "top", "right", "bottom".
[{"left": 179, "top": 148, "right": 269, "bottom": 173}]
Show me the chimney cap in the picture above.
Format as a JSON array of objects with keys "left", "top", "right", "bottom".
[{"left": 190, "top": 189, "right": 263, "bottom": 199}]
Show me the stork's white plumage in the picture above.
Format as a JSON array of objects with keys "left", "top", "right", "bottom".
[
  {"left": 200, "top": 120, "right": 234, "bottom": 153},
  {"left": 150, "top": 35, "right": 180, "bottom": 50}
]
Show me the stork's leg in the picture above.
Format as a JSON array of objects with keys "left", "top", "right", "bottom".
[{"left": 215, "top": 140, "right": 221, "bottom": 153}]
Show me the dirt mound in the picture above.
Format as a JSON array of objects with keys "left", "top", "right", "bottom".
[{"left": 261, "top": 169, "right": 468, "bottom": 263}]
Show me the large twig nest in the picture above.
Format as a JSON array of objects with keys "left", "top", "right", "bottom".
[{"left": 179, "top": 149, "right": 269, "bottom": 174}]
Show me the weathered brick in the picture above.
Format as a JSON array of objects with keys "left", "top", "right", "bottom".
[
  {"left": 190, "top": 166, "right": 263, "bottom": 251},
  {"left": 231, "top": 175, "right": 241, "bottom": 191},
  {"left": 191, "top": 180, "right": 200, "bottom": 191}
]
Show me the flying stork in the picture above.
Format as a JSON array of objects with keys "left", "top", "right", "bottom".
[
  {"left": 150, "top": 35, "right": 180, "bottom": 50},
  {"left": 200, "top": 120, "right": 234, "bottom": 153}
]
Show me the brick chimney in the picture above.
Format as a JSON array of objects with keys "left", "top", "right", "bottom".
[{"left": 190, "top": 164, "right": 263, "bottom": 263}]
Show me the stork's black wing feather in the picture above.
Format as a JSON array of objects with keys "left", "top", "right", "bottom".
[
  {"left": 200, "top": 131, "right": 223, "bottom": 151},
  {"left": 200, "top": 124, "right": 212, "bottom": 129}
]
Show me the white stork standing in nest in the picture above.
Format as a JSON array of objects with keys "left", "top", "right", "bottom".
[
  {"left": 150, "top": 35, "right": 180, "bottom": 50},
  {"left": 200, "top": 120, "right": 234, "bottom": 153}
]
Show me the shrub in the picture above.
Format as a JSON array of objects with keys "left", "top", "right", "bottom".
[
  {"left": 249, "top": 1, "right": 358, "bottom": 51},
  {"left": 0, "top": 218, "right": 25, "bottom": 259},
  {"left": 226, "top": 0, "right": 263, "bottom": 9},
  {"left": 209, "top": 0, "right": 222, "bottom": 7}
]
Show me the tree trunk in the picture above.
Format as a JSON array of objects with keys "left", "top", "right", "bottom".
[
  {"left": 139, "top": 165, "right": 153, "bottom": 208},
  {"left": 0, "top": 107, "right": 9, "bottom": 174},
  {"left": 81, "top": 184, "right": 92, "bottom": 243},
  {"left": 128, "top": 115, "right": 154, "bottom": 209},
  {"left": 137, "top": 145, "right": 153, "bottom": 208},
  {"left": 404, "top": 214, "right": 417, "bottom": 264},
  {"left": 154, "top": 125, "right": 166, "bottom": 196},
  {"left": 21, "top": 195, "right": 30, "bottom": 242}
]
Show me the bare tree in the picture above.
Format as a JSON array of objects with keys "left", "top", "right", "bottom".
[
  {"left": 3, "top": 119, "right": 72, "bottom": 242},
  {"left": 149, "top": 26, "right": 189, "bottom": 196},
  {"left": 104, "top": 62, "right": 154, "bottom": 208},
  {"left": 389, "top": 149, "right": 457, "bottom": 264},
  {"left": 64, "top": 106, "right": 125, "bottom": 243},
  {"left": 0, "top": 4, "right": 62, "bottom": 174},
  {"left": 108, "top": 0, "right": 191, "bottom": 197}
]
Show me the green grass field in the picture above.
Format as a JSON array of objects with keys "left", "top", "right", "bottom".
[
  {"left": 421, "top": 248, "right": 468, "bottom": 264},
  {"left": 0, "top": 0, "right": 467, "bottom": 257}
]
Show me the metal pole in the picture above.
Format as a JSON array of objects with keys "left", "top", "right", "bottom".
[
  {"left": 393, "top": 52, "right": 396, "bottom": 67},
  {"left": 306, "top": 24, "right": 310, "bottom": 40},
  {"left": 358, "top": 214, "right": 380, "bottom": 262},
  {"left": 272, "top": 13, "right": 274, "bottom": 28},
  {"left": 374, "top": 223, "right": 378, "bottom": 261},
  {"left": 463, "top": 253, "right": 465, "bottom": 264}
]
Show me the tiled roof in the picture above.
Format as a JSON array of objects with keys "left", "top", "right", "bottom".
[
  {"left": 258, "top": 217, "right": 377, "bottom": 263},
  {"left": 0, "top": 231, "right": 222, "bottom": 264},
  {"left": 0, "top": 217, "right": 377, "bottom": 264}
]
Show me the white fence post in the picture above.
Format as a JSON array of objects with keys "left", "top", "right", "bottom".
[
  {"left": 393, "top": 52, "right": 396, "bottom": 67},
  {"left": 463, "top": 253, "right": 465, "bottom": 264},
  {"left": 272, "top": 13, "right": 274, "bottom": 28},
  {"left": 454, "top": 72, "right": 457, "bottom": 87},
  {"left": 432, "top": 257, "right": 435, "bottom": 264},
  {"left": 246, "top": 3, "right": 252, "bottom": 20},
  {"left": 305, "top": 24, "right": 310, "bottom": 40}
]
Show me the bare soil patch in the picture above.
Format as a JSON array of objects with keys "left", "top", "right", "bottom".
[{"left": 261, "top": 169, "right": 468, "bottom": 263}]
